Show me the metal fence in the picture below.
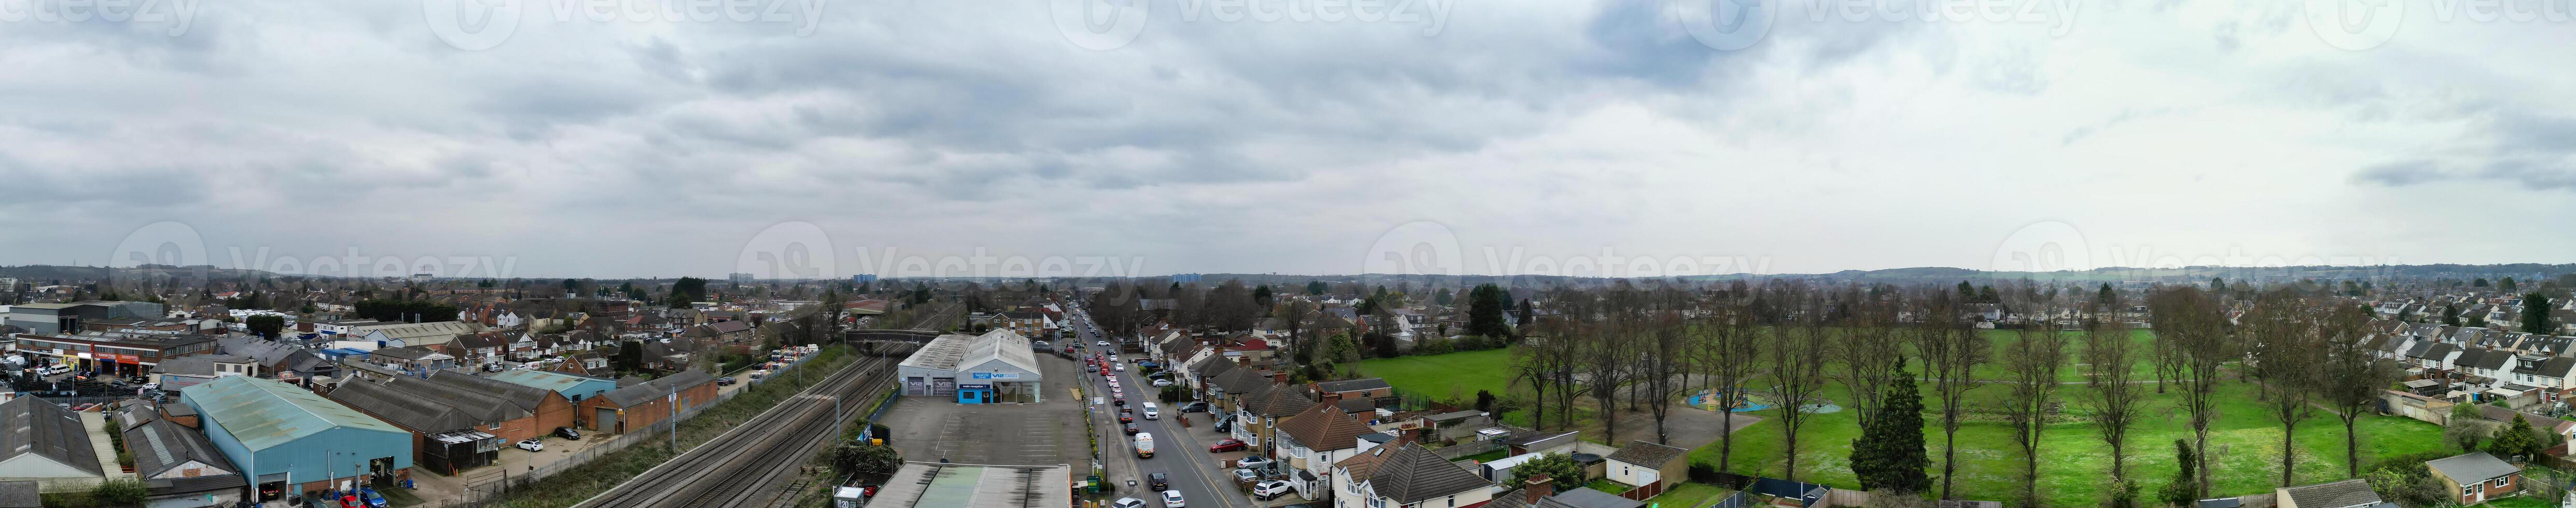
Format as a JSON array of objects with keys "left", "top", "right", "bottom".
[{"left": 440, "top": 388, "right": 742, "bottom": 507}]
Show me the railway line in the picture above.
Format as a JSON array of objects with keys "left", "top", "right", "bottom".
[{"left": 576, "top": 354, "right": 899, "bottom": 508}]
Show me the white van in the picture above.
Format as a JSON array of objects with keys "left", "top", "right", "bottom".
[
  {"left": 1141, "top": 402, "right": 1160, "bottom": 420},
  {"left": 40, "top": 365, "right": 70, "bottom": 377}
]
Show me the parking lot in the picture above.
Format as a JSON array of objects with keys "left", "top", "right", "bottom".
[{"left": 878, "top": 348, "right": 1090, "bottom": 466}]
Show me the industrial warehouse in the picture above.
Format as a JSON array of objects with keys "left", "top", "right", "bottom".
[{"left": 894, "top": 329, "right": 1043, "bottom": 404}]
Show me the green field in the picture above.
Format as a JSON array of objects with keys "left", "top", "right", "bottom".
[
  {"left": 1692, "top": 378, "right": 2446, "bottom": 506},
  {"left": 1356, "top": 348, "right": 1517, "bottom": 399},
  {"left": 1359, "top": 339, "right": 2448, "bottom": 507}
]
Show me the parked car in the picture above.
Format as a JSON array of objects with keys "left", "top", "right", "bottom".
[
  {"left": 554, "top": 427, "right": 582, "bottom": 440},
  {"left": 1232, "top": 469, "right": 1258, "bottom": 484},
  {"left": 1150, "top": 378, "right": 1173, "bottom": 387},
  {"left": 1181, "top": 402, "right": 1208, "bottom": 413},
  {"left": 1148, "top": 472, "right": 1169, "bottom": 491},
  {"left": 1111, "top": 498, "right": 1146, "bottom": 508},
  {"left": 716, "top": 377, "right": 736, "bottom": 386},
  {"left": 515, "top": 439, "right": 544, "bottom": 451},
  {"left": 1252, "top": 481, "right": 1293, "bottom": 500},
  {"left": 1096, "top": 341, "right": 1111, "bottom": 347},
  {"left": 1208, "top": 439, "right": 1247, "bottom": 453},
  {"left": 360, "top": 487, "right": 390, "bottom": 508},
  {"left": 1236, "top": 457, "right": 1275, "bottom": 470},
  {"left": 1161, "top": 489, "right": 1186, "bottom": 507}
]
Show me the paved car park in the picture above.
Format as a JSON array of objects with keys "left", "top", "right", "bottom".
[{"left": 880, "top": 346, "right": 1090, "bottom": 466}]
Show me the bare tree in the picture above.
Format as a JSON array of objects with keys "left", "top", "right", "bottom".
[
  {"left": 2149, "top": 286, "right": 2231, "bottom": 498},
  {"left": 2321, "top": 303, "right": 2400, "bottom": 477},
  {"left": 2081, "top": 316, "right": 2147, "bottom": 489},
  {"left": 1699, "top": 298, "right": 1765, "bottom": 475},
  {"left": 1583, "top": 287, "right": 1641, "bottom": 444},
  {"left": 1641, "top": 290, "right": 1692, "bottom": 444},
  {"left": 2001, "top": 318, "right": 2069, "bottom": 508},
  {"left": 1916, "top": 291, "right": 1989, "bottom": 499},
  {"left": 1834, "top": 293, "right": 1911, "bottom": 431},
  {"left": 2246, "top": 289, "right": 2323, "bottom": 486},
  {"left": 1771, "top": 293, "right": 1835, "bottom": 482}
]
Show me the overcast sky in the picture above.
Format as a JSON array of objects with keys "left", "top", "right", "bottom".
[{"left": 3, "top": 0, "right": 2571, "bottom": 279}]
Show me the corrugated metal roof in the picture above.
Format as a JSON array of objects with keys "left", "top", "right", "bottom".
[
  {"left": 129, "top": 418, "right": 235, "bottom": 478},
  {"left": 0, "top": 397, "right": 102, "bottom": 475},
  {"left": 485, "top": 369, "right": 609, "bottom": 395},
  {"left": 188, "top": 375, "right": 404, "bottom": 450}
]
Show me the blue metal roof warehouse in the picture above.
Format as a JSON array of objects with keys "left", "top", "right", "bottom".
[{"left": 183, "top": 375, "right": 412, "bottom": 502}]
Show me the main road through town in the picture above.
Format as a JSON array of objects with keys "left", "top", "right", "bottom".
[{"left": 1068, "top": 304, "right": 1258, "bottom": 508}]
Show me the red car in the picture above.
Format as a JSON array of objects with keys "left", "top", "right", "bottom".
[
  {"left": 1120, "top": 410, "right": 1135, "bottom": 424},
  {"left": 1208, "top": 439, "right": 1247, "bottom": 453}
]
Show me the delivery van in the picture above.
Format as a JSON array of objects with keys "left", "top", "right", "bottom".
[{"left": 1134, "top": 432, "right": 1155, "bottom": 458}]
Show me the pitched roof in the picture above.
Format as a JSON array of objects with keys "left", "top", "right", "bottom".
[
  {"left": 1316, "top": 377, "right": 1392, "bottom": 393},
  {"left": 326, "top": 379, "right": 481, "bottom": 433},
  {"left": 1605, "top": 440, "right": 1691, "bottom": 468},
  {"left": 428, "top": 370, "right": 557, "bottom": 412},
  {"left": 0, "top": 396, "right": 103, "bottom": 475},
  {"left": 183, "top": 375, "right": 405, "bottom": 450},
  {"left": 1359, "top": 443, "right": 1494, "bottom": 504},
  {"left": 601, "top": 370, "right": 714, "bottom": 407},
  {"left": 1279, "top": 404, "right": 1375, "bottom": 453},
  {"left": 381, "top": 375, "right": 532, "bottom": 424},
  {"left": 2425, "top": 452, "right": 2520, "bottom": 482},
  {"left": 1217, "top": 369, "right": 1272, "bottom": 395},
  {"left": 2277, "top": 478, "right": 2382, "bottom": 508},
  {"left": 1246, "top": 383, "right": 1317, "bottom": 418},
  {"left": 126, "top": 418, "right": 238, "bottom": 478}
]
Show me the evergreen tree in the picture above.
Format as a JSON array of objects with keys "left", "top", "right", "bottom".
[
  {"left": 1851, "top": 359, "right": 1931, "bottom": 494},
  {"left": 2444, "top": 305, "right": 2462, "bottom": 327},
  {"left": 2159, "top": 440, "right": 2198, "bottom": 507},
  {"left": 2525, "top": 292, "right": 2555, "bottom": 333},
  {"left": 2490, "top": 413, "right": 2547, "bottom": 461}
]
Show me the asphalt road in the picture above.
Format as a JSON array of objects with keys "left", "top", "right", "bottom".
[{"left": 1068, "top": 305, "right": 1254, "bottom": 508}]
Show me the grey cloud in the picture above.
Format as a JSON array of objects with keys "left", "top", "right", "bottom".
[{"left": 2352, "top": 160, "right": 2445, "bottom": 187}]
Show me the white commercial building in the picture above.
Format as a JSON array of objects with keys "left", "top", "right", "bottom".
[{"left": 895, "top": 329, "right": 1044, "bottom": 404}]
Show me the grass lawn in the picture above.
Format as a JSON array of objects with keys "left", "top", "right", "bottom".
[
  {"left": 1357, "top": 348, "right": 1516, "bottom": 398},
  {"left": 1691, "top": 378, "right": 2449, "bottom": 507},
  {"left": 1586, "top": 478, "right": 1630, "bottom": 494},
  {"left": 1648, "top": 483, "right": 1728, "bottom": 507},
  {"left": 2482, "top": 497, "right": 2555, "bottom": 508}
]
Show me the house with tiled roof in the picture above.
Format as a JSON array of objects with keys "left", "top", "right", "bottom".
[
  {"left": 2425, "top": 452, "right": 2522, "bottom": 505},
  {"left": 1275, "top": 404, "right": 1385, "bottom": 502},
  {"left": 1235, "top": 383, "right": 1317, "bottom": 454},
  {"left": 1330, "top": 441, "right": 1496, "bottom": 508}
]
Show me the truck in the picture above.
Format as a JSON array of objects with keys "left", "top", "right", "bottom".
[{"left": 1134, "top": 432, "right": 1155, "bottom": 458}]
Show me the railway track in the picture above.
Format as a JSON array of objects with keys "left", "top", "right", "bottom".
[{"left": 577, "top": 354, "right": 899, "bottom": 508}]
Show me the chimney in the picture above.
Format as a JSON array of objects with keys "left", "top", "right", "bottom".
[{"left": 1525, "top": 475, "right": 1552, "bottom": 503}]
